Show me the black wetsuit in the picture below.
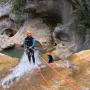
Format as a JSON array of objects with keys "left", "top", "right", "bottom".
[
  {"left": 24, "top": 36, "right": 35, "bottom": 63},
  {"left": 48, "top": 55, "right": 53, "bottom": 63}
]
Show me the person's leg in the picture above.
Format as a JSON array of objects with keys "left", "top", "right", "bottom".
[
  {"left": 31, "top": 49, "right": 35, "bottom": 64},
  {"left": 27, "top": 50, "right": 31, "bottom": 63}
]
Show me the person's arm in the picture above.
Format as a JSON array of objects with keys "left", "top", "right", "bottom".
[
  {"left": 31, "top": 39, "right": 35, "bottom": 48},
  {"left": 24, "top": 38, "right": 27, "bottom": 51}
]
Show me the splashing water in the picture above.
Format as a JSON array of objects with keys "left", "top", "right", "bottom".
[{"left": 0, "top": 50, "right": 41, "bottom": 88}]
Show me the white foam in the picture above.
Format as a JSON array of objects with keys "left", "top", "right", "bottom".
[{"left": 0, "top": 50, "right": 41, "bottom": 88}]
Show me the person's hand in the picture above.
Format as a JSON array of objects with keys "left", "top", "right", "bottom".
[
  {"left": 24, "top": 48, "right": 27, "bottom": 52},
  {"left": 29, "top": 46, "right": 32, "bottom": 49}
]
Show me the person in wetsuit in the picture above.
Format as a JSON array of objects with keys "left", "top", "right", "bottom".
[
  {"left": 47, "top": 53, "right": 54, "bottom": 63},
  {"left": 24, "top": 31, "right": 35, "bottom": 64}
]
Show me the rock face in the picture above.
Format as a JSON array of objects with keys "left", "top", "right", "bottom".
[
  {"left": 53, "top": 21, "right": 78, "bottom": 52},
  {"left": 0, "top": 35, "right": 15, "bottom": 51},
  {"left": 0, "top": 1, "right": 19, "bottom": 50},
  {"left": 0, "top": 1, "right": 18, "bottom": 34},
  {"left": 25, "top": 0, "right": 90, "bottom": 52},
  {"left": 0, "top": 1, "right": 52, "bottom": 50},
  {"left": 0, "top": 18, "right": 17, "bottom": 35},
  {"left": 0, "top": 0, "right": 90, "bottom": 52},
  {"left": 53, "top": 20, "right": 90, "bottom": 52},
  {"left": 0, "top": 2, "right": 11, "bottom": 18},
  {"left": 11, "top": 18, "right": 51, "bottom": 46},
  {"left": 25, "top": 0, "right": 72, "bottom": 24},
  {"left": 0, "top": 1, "right": 17, "bottom": 39}
]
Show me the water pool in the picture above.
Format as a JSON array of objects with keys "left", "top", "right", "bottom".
[{"left": 0, "top": 48, "right": 24, "bottom": 58}]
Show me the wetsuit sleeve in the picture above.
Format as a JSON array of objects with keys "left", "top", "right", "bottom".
[
  {"left": 31, "top": 39, "right": 35, "bottom": 48},
  {"left": 24, "top": 38, "right": 27, "bottom": 49}
]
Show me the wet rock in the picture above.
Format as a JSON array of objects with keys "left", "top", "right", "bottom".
[{"left": 0, "top": 53, "right": 18, "bottom": 79}]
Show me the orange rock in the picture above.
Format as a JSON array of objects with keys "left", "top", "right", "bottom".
[{"left": 0, "top": 53, "right": 19, "bottom": 79}]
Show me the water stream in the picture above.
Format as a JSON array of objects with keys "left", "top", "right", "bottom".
[{"left": 0, "top": 50, "right": 41, "bottom": 88}]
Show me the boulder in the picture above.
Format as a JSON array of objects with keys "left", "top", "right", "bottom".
[
  {"left": 69, "top": 50, "right": 90, "bottom": 66},
  {"left": 68, "top": 50, "right": 90, "bottom": 89},
  {"left": 51, "top": 44, "right": 73, "bottom": 60},
  {"left": 0, "top": 35, "right": 15, "bottom": 51}
]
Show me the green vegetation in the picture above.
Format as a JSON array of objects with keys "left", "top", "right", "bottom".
[
  {"left": 70, "top": 0, "right": 90, "bottom": 29},
  {"left": 12, "top": 0, "right": 26, "bottom": 12},
  {"left": 11, "top": 0, "right": 26, "bottom": 23},
  {"left": 13, "top": 11, "right": 24, "bottom": 24}
]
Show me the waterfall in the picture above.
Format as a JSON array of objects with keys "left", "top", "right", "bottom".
[{"left": 0, "top": 50, "right": 41, "bottom": 88}]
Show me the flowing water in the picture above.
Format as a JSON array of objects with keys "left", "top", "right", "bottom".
[{"left": 0, "top": 50, "right": 41, "bottom": 88}]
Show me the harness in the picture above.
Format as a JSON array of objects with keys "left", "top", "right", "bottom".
[{"left": 25, "top": 36, "right": 34, "bottom": 48}]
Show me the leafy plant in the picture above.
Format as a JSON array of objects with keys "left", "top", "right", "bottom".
[
  {"left": 12, "top": 0, "right": 26, "bottom": 11},
  {"left": 70, "top": 0, "right": 90, "bottom": 31},
  {"left": 11, "top": 0, "right": 26, "bottom": 23}
]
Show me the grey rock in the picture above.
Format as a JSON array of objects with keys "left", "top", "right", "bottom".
[
  {"left": 0, "top": 18, "right": 17, "bottom": 35},
  {"left": 0, "top": 2, "right": 12, "bottom": 18},
  {"left": 53, "top": 19, "right": 90, "bottom": 52},
  {"left": 0, "top": 35, "right": 15, "bottom": 51},
  {"left": 25, "top": 0, "right": 72, "bottom": 24},
  {"left": 11, "top": 18, "right": 51, "bottom": 46},
  {"left": 52, "top": 44, "right": 73, "bottom": 60}
]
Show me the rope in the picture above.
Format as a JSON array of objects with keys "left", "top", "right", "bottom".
[
  {"left": 16, "top": 30, "right": 79, "bottom": 90},
  {"left": 40, "top": 56, "right": 79, "bottom": 90},
  {"left": 37, "top": 63, "right": 57, "bottom": 90},
  {"left": 37, "top": 64, "right": 48, "bottom": 85}
]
